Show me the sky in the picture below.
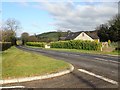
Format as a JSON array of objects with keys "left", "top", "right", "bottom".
[{"left": 1, "top": 0, "right": 119, "bottom": 37}]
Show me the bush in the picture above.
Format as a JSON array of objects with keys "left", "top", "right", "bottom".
[
  {"left": 0, "top": 42, "right": 12, "bottom": 51},
  {"left": 108, "top": 40, "right": 111, "bottom": 46},
  {"left": 50, "top": 40, "right": 101, "bottom": 51},
  {"left": 26, "top": 42, "right": 45, "bottom": 48}
]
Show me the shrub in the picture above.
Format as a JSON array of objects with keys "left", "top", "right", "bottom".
[
  {"left": 26, "top": 42, "right": 45, "bottom": 48},
  {"left": 50, "top": 40, "right": 101, "bottom": 51},
  {"left": 108, "top": 40, "right": 111, "bottom": 46},
  {"left": 0, "top": 42, "right": 12, "bottom": 51}
]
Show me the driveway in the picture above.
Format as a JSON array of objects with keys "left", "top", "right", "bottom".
[{"left": 3, "top": 46, "right": 119, "bottom": 89}]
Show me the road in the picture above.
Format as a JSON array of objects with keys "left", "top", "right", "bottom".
[{"left": 3, "top": 46, "right": 119, "bottom": 89}]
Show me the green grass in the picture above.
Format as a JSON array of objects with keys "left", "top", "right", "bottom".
[
  {"left": 2, "top": 47, "right": 70, "bottom": 79},
  {"left": 37, "top": 31, "right": 67, "bottom": 41},
  {"left": 49, "top": 48, "right": 120, "bottom": 56},
  {"left": 26, "top": 45, "right": 119, "bottom": 56}
]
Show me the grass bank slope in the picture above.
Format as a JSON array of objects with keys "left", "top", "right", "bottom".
[{"left": 2, "top": 47, "right": 70, "bottom": 79}]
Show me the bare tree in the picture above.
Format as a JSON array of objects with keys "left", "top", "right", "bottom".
[
  {"left": 4, "top": 18, "right": 21, "bottom": 32},
  {"left": 2, "top": 18, "right": 21, "bottom": 45}
]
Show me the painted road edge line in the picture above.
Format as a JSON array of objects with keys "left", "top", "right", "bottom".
[
  {"left": 0, "top": 86, "right": 25, "bottom": 89},
  {"left": 0, "top": 64, "right": 74, "bottom": 85},
  {"left": 95, "top": 58, "right": 120, "bottom": 64},
  {"left": 78, "top": 69, "right": 118, "bottom": 85}
]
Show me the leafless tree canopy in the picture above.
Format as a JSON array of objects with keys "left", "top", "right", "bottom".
[
  {"left": 1, "top": 18, "right": 21, "bottom": 42},
  {"left": 4, "top": 18, "right": 21, "bottom": 31}
]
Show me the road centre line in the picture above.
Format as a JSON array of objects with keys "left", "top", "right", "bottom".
[
  {"left": 78, "top": 69, "right": 118, "bottom": 85},
  {"left": 95, "top": 58, "right": 119, "bottom": 64}
]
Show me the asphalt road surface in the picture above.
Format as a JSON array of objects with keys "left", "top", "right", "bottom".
[{"left": 3, "top": 46, "right": 119, "bottom": 89}]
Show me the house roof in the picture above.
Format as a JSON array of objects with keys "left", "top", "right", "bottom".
[
  {"left": 65, "top": 32, "right": 80, "bottom": 40},
  {"left": 59, "top": 37, "right": 66, "bottom": 40},
  {"left": 65, "top": 31, "right": 99, "bottom": 40},
  {"left": 86, "top": 32, "right": 99, "bottom": 39}
]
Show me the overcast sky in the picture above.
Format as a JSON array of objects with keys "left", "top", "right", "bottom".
[{"left": 2, "top": 0, "right": 119, "bottom": 36}]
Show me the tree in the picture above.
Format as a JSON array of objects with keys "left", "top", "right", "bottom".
[
  {"left": 97, "top": 15, "right": 120, "bottom": 42},
  {"left": 0, "top": 30, "right": 2, "bottom": 41},
  {"left": 108, "top": 15, "right": 120, "bottom": 41},
  {"left": 67, "top": 30, "right": 71, "bottom": 35},
  {"left": 4, "top": 18, "right": 20, "bottom": 31},
  {"left": 21, "top": 32, "right": 29, "bottom": 45},
  {"left": 2, "top": 30, "right": 16, "bottom": 42},
  {"left": 28, "top": 36, "right": 38, "bottom": 42},
  {"left": 57, "top": 30, "right": 62, "bottom": 41},
  {"left": 2, "top": 18, "right": 21, "bottom": 45},
  {"left": 97, "top": 24, "right": 109, "bottom": 42}
]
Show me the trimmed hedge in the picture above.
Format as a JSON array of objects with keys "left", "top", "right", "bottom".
[
  {"left": 0, "top": 42, "right": 12, "bottom": 51},
  {"left": 50, "top": 40, "right": 102, "bottom": 51},
  {"left": 26, "top": 42, "right": 45, "bottom": 48}
]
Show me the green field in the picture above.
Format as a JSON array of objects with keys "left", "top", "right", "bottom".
[{"left": 2, "top": 47, "right": 70, "bottom": 79}]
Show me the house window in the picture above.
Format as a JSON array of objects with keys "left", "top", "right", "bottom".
[{"left": 82, "top": 33, "right": 84, "bottom": 37}]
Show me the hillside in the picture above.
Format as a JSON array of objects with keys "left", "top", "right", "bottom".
[
  {"left": 36, "top": 31, "right": 67, "bottom": 42},
  {"left": 35, "top": 30, "right": 98, "bottom": 42}
]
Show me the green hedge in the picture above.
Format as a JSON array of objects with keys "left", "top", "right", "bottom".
[
  {"left": 26, "top": 42, "right": 45, "bottom": 48},
  {"left": 0, "top": 42, "right": 12, "bottom": 51},
  {"left": 50, "top": 40, "right": 101, "bottom": 51}
]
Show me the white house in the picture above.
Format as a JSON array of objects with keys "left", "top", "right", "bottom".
[
  {"left": 62, "top": 32, "right": 99, "bottom": 42},
  {"left": 74, "top": 32, "right": 94, "bottom": 41}
]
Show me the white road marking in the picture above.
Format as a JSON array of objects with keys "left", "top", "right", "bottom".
[
  {"left": 78, "top": 69, "right": 118, "bottom": 85},
  {"left": 95, "top": 58, "right": 119, "bottom": 64},
  {"left": 0, "top": 86, "right": 25, "bottom": 89},
  {"left": 100, "top": 55, "right": 117, "bottom": 58}
]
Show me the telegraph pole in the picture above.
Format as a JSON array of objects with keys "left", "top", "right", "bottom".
[{"left": 118, "top": 1, "right": 120, "bottom": 15}]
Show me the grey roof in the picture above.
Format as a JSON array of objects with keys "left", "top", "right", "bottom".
[
  {"left": 59, "top": 37, "right": 66, "bottom": 40},
  {"left": 65, "top": 32, "right": 80, "bottom": 40},
  {"left": 86, "top": 32, "right": 99, "bottom": 39},
  {"left": 65, "top": 31, "right": 99, "bottom": 40}
]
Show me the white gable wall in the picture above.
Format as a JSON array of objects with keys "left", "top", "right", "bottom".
[{"left": 74, "top": 32, "right": 94, "bottom": 41}]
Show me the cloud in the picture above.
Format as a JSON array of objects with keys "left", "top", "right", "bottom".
[
  {"left": 37, "top": 1, "right": 118, "bottom": 31},
  {"left": 31, "top": 22, "right": 41, "bottom": 29},
  {"left": 19, "top": 2, "right": 29, "bottom": 7},
  {"left": 3, "top": 0, "right": 118, "bottom": 32}
]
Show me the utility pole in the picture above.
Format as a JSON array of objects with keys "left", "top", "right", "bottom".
[{"left": 118, "top": 1, "right": 120, "bottom": 16}]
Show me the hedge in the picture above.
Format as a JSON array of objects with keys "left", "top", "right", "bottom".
[
  {"left": 0, "top": 42, "right": 12, "bottom": 51},
  {"left": 26, "top": 42, "right": 45, "bottom": 48},
  {"left": 50, "top": 40, "right": 102, "bottom": 51}
]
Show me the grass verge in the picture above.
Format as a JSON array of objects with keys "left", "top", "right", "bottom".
[
  {"left": 48, "top": 48, "right": 120, "bottom": 56},
  {"left": 2, "top": 47, "right": 70, "bottom": 79},
  {"left": 26, "top": 45, "right": 120, "bottom": 56}
]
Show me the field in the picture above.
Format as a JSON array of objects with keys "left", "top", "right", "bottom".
[{"left": 2, "top": 47, "right": 70, "bottom": 79}]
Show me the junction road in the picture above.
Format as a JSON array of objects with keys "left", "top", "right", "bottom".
[{"left": 3, "top": 46, "right": 119, "bottom": 89}]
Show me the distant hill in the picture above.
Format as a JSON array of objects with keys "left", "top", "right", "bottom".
[
  {"left": 35, "top": 30, "right": 98, "bottom": 42},
  {"left": 36, "top": 31, "right": 68, "bottom": 42}
]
